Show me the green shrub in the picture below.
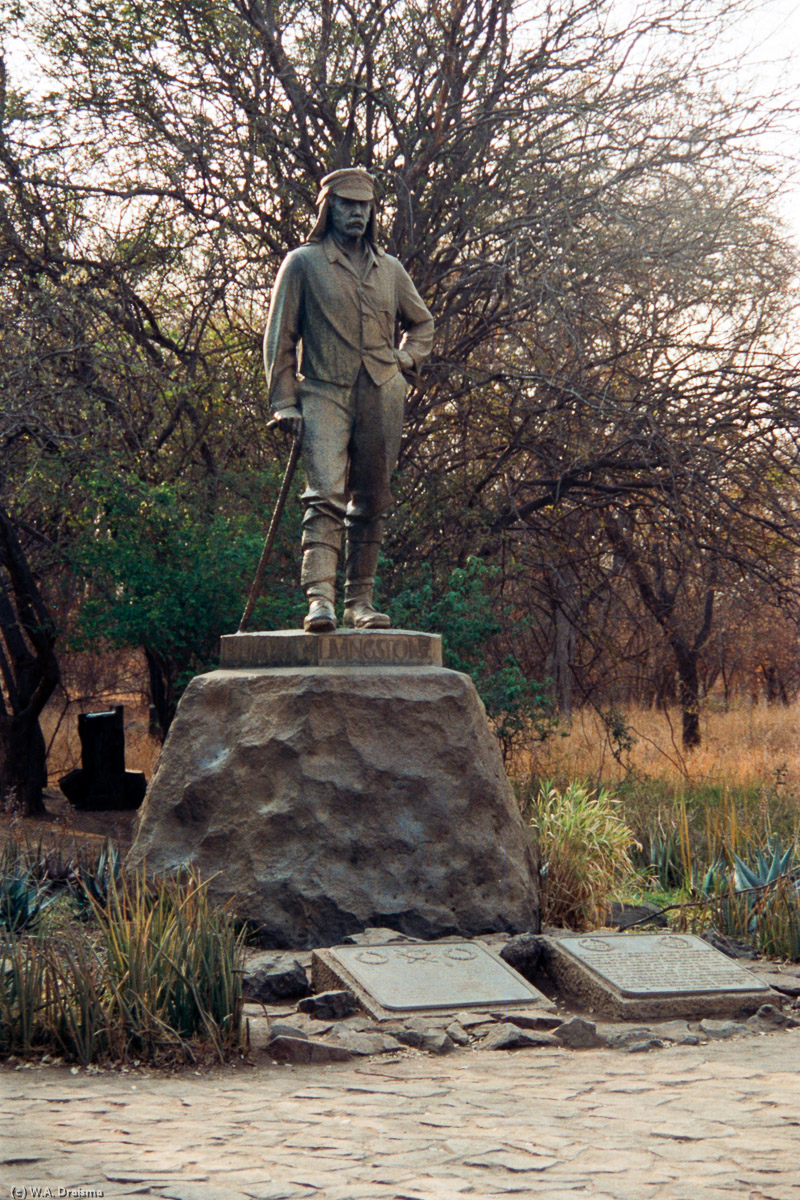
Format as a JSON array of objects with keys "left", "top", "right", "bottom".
[
  {"left": 529, "top": 780, "right": 640, "bottom": 929},
  {"left": 385, "top": 557, "right": 558, "bottom": 757}
]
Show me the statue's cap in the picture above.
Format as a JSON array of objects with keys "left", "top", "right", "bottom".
[{"left": 316, "top": 168, "right": 377, "bottom": 204}]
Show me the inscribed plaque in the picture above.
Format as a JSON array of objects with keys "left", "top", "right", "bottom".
[
  {"left": 557, "top": 933, "right": 771, "bottom": 998},
  {"left": 325, "top": 941, "right": 546, "bottom": 1011}
]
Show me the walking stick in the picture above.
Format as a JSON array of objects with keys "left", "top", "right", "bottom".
[{"left": 238, "top": 422, "right": 303, "bottom": 633}]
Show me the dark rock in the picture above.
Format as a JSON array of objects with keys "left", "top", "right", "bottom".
[
  {"left": 752, "top": 968, "right": 800, "bottom": 998},
  {"left": 470, "top": 1022, "right": 500, "bottom": 1039},
  {"left": 607, "top": 902, "right": 668, "bottom": 930},
  {"left": 700, "top": 928, "right": 758, "bottom": 960},
  {"left": 453, "top": 1010, "right": 501, "bottom": 1029},
  {"left": 650, "top": 1020, "right": 697, "bottom": 1045},
  {"left": 249, "top": 1019, "right": 310, "bottom": 1053},
  {"left": 445, "top": 1021, "right": 470, "bottom": 1046},
  {"left": 553, "top": 1017, "right": 605, "bottom": 1049},
  {"left": 746, "top": 1004, "right": 799, "bottom": 1032},
  {"left": 499, "top": 933, "right": 545, "bottom": 981},
  {"left": 479, "top": 1025, "right": 558, "bottom": 1050},
  {"left": 624, "top": 1038, "right": 663, "bottom": 1053},
  {"left": 420, "top": 1031, "right": 456, "bottom": 1055},
  {"left": 267, "top": 1035, "right": 354, "bottom": 1064},
  {"left": 267, "top": 1023, "right": 308, "bottom": 1041},
  {"left": 243, "top": 959, "right": 310, "bottom": 1004},
  {"left": 698, "top": 1018, "right": 747, "bottom": 1040},
  {"left": 329, "top": 1017, "right": 377, "bottom": 1035},
  {"left": 606, "top": 1027, "right": 657, "bottom": 1050},
  {"left": 296, "top": 990, "right": 357, "bottom": 1021},
  {"left": 392, "top": 1022, "right": 456, "bottom": 1055},
  {"left": 330, "top": 1031, "right": 403, "bottom": 1056},
  {"left": 501, "top": 1012, "right": 563, "bottom": 1033}
]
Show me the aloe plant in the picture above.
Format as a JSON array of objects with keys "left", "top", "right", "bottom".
[
  {"left": 697, "top": 856, "right": 727, "bottom": 898},
  {"left": 638, "top": 825, "right": 688, "bottom": 891},
  {"left": 699, "top": 837, "right": 800, "bottom": 960},
  {"left": 0, "top": 843, "right": 58, "bottom": 933},
  {"left": 0, "top": 934, "right": 49, "bottom": 1054},
  {"left": 72, "top": 840, "right": 122, "bottom": 918},
  {"left": 732, "top": 839, "right": 799, "bottom": 896}
]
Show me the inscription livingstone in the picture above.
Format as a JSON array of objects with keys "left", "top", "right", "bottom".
[
  {"left": 219, "top": 629, "right": 442, "bottom": 669},
  {"left": 312, "top": 941, "right": 551, "bottom": 1020}
]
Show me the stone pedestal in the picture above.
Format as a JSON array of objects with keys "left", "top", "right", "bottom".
[{"left": 127, "top": 631, "right": 538, "bottom": 948}]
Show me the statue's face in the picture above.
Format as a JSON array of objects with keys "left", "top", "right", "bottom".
[{"left": 329, "top": 194, "right": 372, "bottom": 240}]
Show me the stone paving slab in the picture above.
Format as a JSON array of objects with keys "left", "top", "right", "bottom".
[{"left": 3, "top": 1033, "right": 800, "bottom": 1198}]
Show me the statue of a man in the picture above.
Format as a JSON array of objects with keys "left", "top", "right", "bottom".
[{"left": 264, "top": 168, "right": 434, "bottom": 632}]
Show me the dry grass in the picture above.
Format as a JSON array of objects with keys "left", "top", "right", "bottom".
[
  {"left": 27, "top": 683, "right": 800, "bottom": 872},
  {"left": 514, "top": 701, "right": 800, "bottom": 863},
  {"left": 522, "top": 701, "right": 800, "bottom": 797}
]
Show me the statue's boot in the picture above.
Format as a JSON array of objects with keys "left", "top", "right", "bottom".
[
  {"left": 343, "top": 529, "right": 391, "bottom": 629},
  {"left": 301, "top": 544, "right": 338, "bottom": 633}
]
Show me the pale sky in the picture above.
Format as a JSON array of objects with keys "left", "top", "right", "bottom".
[
  {"left": 5, "top": 1, "right": 800, "bottom": 247},
  {"left": 724, "top": 0, "right": 800, "bottom": 231},
  {"left": 612, "top": 0, "right": 800, "bottom": 248}
]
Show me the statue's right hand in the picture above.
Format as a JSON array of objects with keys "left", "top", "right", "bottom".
[{"left": 271, "top": 407, "right": 303, "bottom": 437}]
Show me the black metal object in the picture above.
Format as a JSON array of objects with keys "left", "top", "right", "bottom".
[{"left": 59, "top": 704, "right": 147, "bottom": 811}]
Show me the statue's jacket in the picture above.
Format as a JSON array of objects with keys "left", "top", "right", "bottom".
[{"left": 264, "top": 235, "right": 434, "bottom": 411}]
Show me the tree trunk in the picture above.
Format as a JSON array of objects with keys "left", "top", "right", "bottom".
[
  {"left": 762, "top": 665, "right": 789, "bottom": 706},
  {"left": 547, "top": 601, "right": 575, "bottom": 721},
  {"left": 0, "top": 714, "right": 49, "bottom": 815},
  {"left": 145, "top": 648, "right": 177, "bottom": 741},
  {"left": 0, "top": 504, "right": 61, "bottom": 815},
  {"left": 674, "top": 643, "right": 701, "bottom": 749}
]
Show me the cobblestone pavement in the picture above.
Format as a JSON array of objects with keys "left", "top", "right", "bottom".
[{"left": 3, "top": 1033, "right": 800, "bottom": 1200}]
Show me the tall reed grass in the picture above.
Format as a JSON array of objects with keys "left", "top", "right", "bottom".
[
  {"left": 0, "top": 866, "right": 245, "bottom": 1065},
  {"left": 524, "top": 701, "right": 800, "bottom": 798},
  {"left": 526, "top": 780, "right": 640, "bottom": 929}
]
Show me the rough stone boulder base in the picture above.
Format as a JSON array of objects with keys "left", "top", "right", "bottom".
[{"left": 127, "top": 665, "right": 538, "bottom": 947}]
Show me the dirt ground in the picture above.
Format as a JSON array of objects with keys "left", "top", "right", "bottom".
[{"left": 0, "top": 787, "right": 138, "bottom": 856}]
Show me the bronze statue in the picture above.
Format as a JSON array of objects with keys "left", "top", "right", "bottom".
[{"left": 264, "top": 168, "right": 434, "bottom": 632}]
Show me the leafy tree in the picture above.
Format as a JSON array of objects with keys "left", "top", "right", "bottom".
[
  {"left": 70, "top": 475, "right": 305, "bottom": 737},
  {"left": 385, "top": 556, "right": 558, "bottom": 758}
]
